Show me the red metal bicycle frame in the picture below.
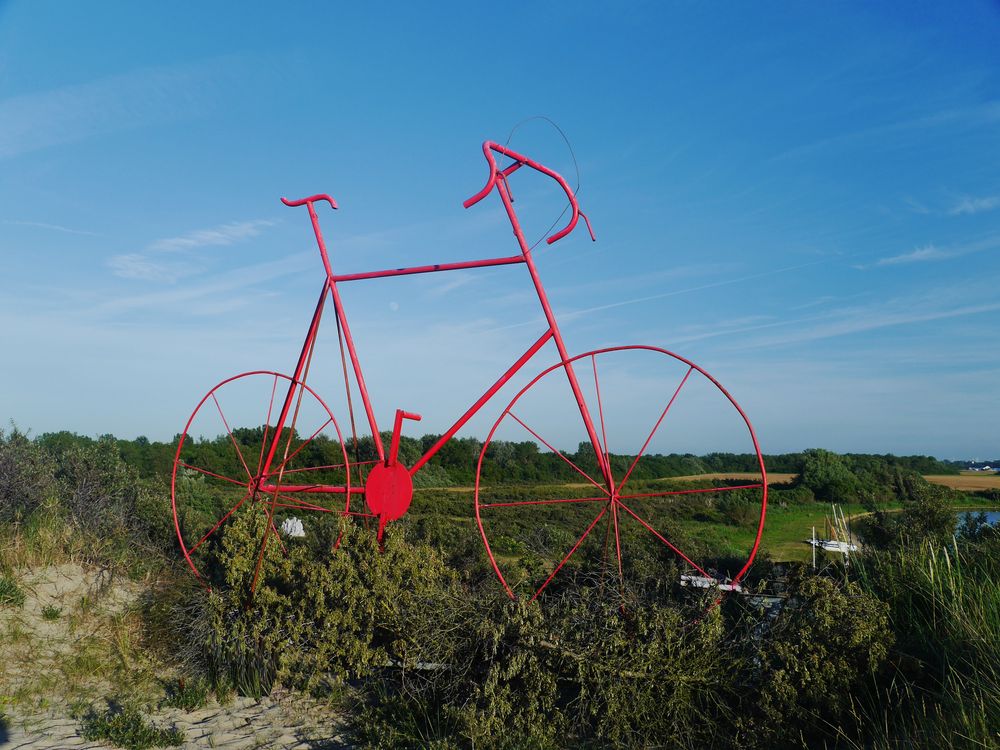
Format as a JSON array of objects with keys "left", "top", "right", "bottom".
[{"left": 256, "top": 142, "right": 606, "bottom": 515}]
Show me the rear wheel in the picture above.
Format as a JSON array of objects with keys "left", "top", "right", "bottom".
[{"left": 171, "top": 370, "right": 353, "bottom": 589}]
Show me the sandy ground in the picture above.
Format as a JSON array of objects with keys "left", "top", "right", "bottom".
[
  {"left": 1, "top": 694, "right": 348, "bottom": 749},
  {"left": 0, "top": 563, "right": 348, "bottom": 749}
]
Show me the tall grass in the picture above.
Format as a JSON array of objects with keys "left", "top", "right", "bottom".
[{"left": 846, "top": 537, "right": 1000, "bottom": 748}]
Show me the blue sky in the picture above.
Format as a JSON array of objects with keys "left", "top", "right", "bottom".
[{"left": 1, "top": 2, "right": 998, "bottom": 459}]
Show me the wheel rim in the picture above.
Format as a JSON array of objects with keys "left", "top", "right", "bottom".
[
  {"left": 474, "top": 346, "right": 767, "bottom": 605},
  {"left": 171, "top": 371, "right": 352, "bottom": 589}
]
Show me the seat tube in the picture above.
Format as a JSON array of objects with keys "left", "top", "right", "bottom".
[
  {"left": 297, "top": 197, "right": 386, "bottom": 463},
  {"left": 327, "top": 278, "right": 386, "bottom": 462}
]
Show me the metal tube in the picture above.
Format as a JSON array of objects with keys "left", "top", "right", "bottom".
[
  {"left": 408, "top": 328, "right": 554, "bottom": 476},
  {"left": 492, "top": 174, "right": 613, "bottom": 490},
  {"left": 259, "top": 284, "right": 328, "bottom": 477},
  {"left": 332, "top": 255, "right": 524, "bottom": 283},
  {"left": 327, "top": 279, "right": 385, "bottom": 461}
]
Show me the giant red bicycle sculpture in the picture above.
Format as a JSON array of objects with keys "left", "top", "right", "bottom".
[{"left": 171, "top": 141, "right": 768, "bottom": 602}]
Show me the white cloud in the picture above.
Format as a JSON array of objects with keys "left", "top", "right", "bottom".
[
  {"left": 712, "top": 292, "right": 1000, "bottom": 351},
  {"left": 870, "top": 234, "right": 1000, "bottom": 269},
  {"left": 771, "top": 101, "right": 1000, "bottom": 163},
  {"left": 147, "top": 220, "right": 278, "bottom": 253},
  {"left": 949, "top": 195, "right": 1000, "bottom": 216},
  {"left": 875, "top": 244, "right": 949, "bottom": 266},
  {"left": 97, "top": 251, "right": 314, "bottom": 316},
  {"left": 106, "top": 253, "right": 186, "bottom": 282},
  {"left": 1, "top": 220, "right": 101, "bottom": 237},
  {"left": 0, "top": 58, "right": 240, "bottom": 160},
  {"left": 108, "top": 219, "right": 279, "bottom": 282}
]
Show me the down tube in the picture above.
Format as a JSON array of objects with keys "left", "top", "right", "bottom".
[{"left": 409, "top": 328, "right": 555, "bottom": 476}]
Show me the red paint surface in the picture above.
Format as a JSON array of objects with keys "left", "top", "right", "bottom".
[{"left": 172, "top": 139, "right": 767, "bottom": 603}]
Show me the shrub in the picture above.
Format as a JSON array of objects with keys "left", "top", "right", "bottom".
[
  {"left": 546, "top": 591, "right": 735, "bottom": 749},
  {"left": 751, "top": 573, "right": 893, "bottom": 746},
  {"left": 0, "top": 426, "right": 58, "bottom": 523},
  {"left": 200, "top": 507, "right": 460, "bottom": 696}
]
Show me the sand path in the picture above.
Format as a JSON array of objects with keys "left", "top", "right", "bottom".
[{"left": 1, "top": 563, "right": 349, "bottom": 749}]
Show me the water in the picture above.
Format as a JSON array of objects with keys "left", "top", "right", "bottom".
[{"left": 957, "top": 510, "right": 1000, "bottom": 529}]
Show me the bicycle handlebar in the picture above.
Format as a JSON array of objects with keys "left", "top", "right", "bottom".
[
  {"left": 281, "top": 194, "right": 338, "bottom": 210},
  {"left": 463, "top": 141, "right": 595, "bottom": 245}
]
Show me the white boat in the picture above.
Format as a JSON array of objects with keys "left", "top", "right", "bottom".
[{"left": 807, "top": 538, "right": 858, "bottom": 552}]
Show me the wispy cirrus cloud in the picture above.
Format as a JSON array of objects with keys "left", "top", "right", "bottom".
[
  {"left": 948, "top": 195, "right": 1000, "bottom": 216},
  {"left": 107, "top": 253, "right": 181, "bottom": 282},
  {"left": 97, "top": 251, "right": 313, "bottom": 316},
  {"left": 147, "top": 219, "right": 278, "bottom": 253},
  {"left": 107, "top": 219, "right": 279, "bottom": 282},
  {"left": 0, "top": 57, "right": 242, "bottom": 160},
  {"left": 1, "top": 219, "right": 102, "bottom": 237},
  {"left": 866, "top": 233, "right": 1000, "bottom": 269},
  {"left": 771, "top": 100, "right": 1000, "bottom": 163},
  {"left": 669, "top": 282, "right": 1000, "bottom": 351},
  {"left": 875, "top": 244, "right": 949, "bottom": 266}
]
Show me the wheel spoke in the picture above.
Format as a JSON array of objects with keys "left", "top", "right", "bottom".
[
  {"left": 252, "top": 487, "right": 282, "bottom": 593},
  {"left": 278, "top": 461, "right": 350, "bottom": 476},
  {"left": 269, "top": 417, "right": 336, "bottom": 477},
  {"left": 269, "top": 518, "right": 288, "bottom": 556},
  {"left": 619, "top": 366, "right": 694, "bottom": 493},
  {"left": 256, "top": 374, "right": 279, "bottom": 475},
  {"left": 508, "top": 411, "right": 609, "bottom": 497},
  {"left": 591, "top": 354, "right": 612, "bottom": 486},
  {"left": 211, "top": 392, "right": 254, "bottom": 481},
  {"left": 617, "top": 498, "right": 711, "bottom": 579},
  {"left": 612, "top": 501, "right": 624, "bottom": 598},
  {"left": 179, "top": 462, "right": 247, "bottom": 488},
  {"left": 479, "top": 495, "right": 608, "bottom": 510},
  {"left": 621, "top": 483, "right": 764, "bottom": 501},
  {"left": 271, "top": 492, "right": 340, "bottom": 514},
  {"left": 531, "top": 504, "right": 610, "bottom": 601},
  {"left": 189, "top": 488, "right": 253, "bottom": 554},
  {"left": 344, "top": 509, "right": 378, "bottom": 519},
  {"left": 600, "top": 509, "right": 613, "bottom": 576}
]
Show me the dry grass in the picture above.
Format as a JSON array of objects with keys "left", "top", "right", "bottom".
[
  {"left": 924, "top": 473, "right": 1000, "bottom": 491},
  {"left": 0, "top": 561, "right": 161, "bottom": 713}
]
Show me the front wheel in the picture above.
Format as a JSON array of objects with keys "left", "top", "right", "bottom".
[{"left": 474, "top": 346, "right": 767, "bottom": 605}]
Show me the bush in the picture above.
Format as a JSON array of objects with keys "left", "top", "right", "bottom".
[
  {"left": 750, "top": 573, "right": 893, "bottom": 747},
  {"left": 56, "top": 437, "right": 173, "bottom": 552},
  {"left": 200, "top": 507, "right": 460, "bottom": 696},
  {"left": 0, "top": 426, "right": 58, "bottom": 523}
]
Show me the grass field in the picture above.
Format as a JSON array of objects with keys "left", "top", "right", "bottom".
[
  {"left": 416, "top": 470, "right": 1000, "bottom": 566},
  {"left": 671, "top": 471, "right": 796, "bottom": 484},
  {"left": 674, "top": 471, "right": 1000, "bottom": 493}
]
